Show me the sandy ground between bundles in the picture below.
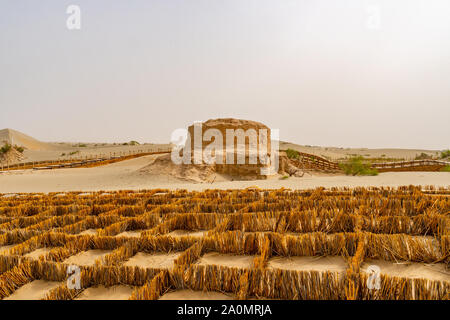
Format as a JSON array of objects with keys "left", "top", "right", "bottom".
[{"left": 0, "top": 155, "right": 449, "bottom": 193}]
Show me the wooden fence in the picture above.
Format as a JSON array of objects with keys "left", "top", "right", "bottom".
[
  {"left": 282, "top": 150, "right": 450, "bottom": 173},
  {"left": 289, "top": 152, "right": 341, "bottom": 172},
  {"left": 371, "top": 159, "right": 449, "bottom": 172},
  {"left": 0, "top": 148, "right": 172, "bottom": 172}
]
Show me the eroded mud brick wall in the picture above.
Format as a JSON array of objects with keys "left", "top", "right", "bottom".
[{"left": 187, "top": 118, "right": 273, "bottom": 178}]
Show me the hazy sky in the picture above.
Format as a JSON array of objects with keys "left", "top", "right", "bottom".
[{"left": 1, "top": 0, "right": 449, "bottom": 149}]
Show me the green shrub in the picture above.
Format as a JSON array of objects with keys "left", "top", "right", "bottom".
[
  {"left": 441, "top": 150, "right": 450, "bottom": 159},
  {"left": 441, "top": 165, "right": 450, "bottom": 172},
  {"left": 280, "top": 175, "right": 289, "bottom": 180},
  {"left": 14, "top": 145, "right": 24, "bottom": 153},
  {"left": 415, "top": 152, "right": 432, "bottom": 160},
  {"left": 0, "top": 143, "right": 12, "bottom": 154},
  {"left": 339, "top": 156, "right": 378, "bottom": 176},
  {"left": 129, "top": 141, "right": 140, "bottom": 146},
  {"left": 286, "top": 148, "right": 300, "bottom": 159}
]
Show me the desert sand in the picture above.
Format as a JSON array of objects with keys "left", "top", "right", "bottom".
[
  {"left": 0, "top": 155, "right": 448, "bottom": 193},
  {"left": 123, "top": 252, "right": 182, "bottom": 269},
  {"left": 75, "top": 285, "right": 134, "bottom": 300},
  {"left": 267, "top": 256, "right": 348, "bottom": 274},
  {"left": 23, "top": 247, "right": 51, "bottom": 260},
  {"left": 195, "top": 252, "right": 256, "bottom": 269},
  {"left": 78, "top": 229, "right": 98, "bottom": 236},
  {"left": 1, "top": 128, "right": 448, "bottom": 193},
  {"left": 116, "top": 230, "right": 142, "bottom": 238},
  {"left": 63, "top": 249, "right": 112, "bottom": 266},
  {"left": 167, "top": 230, "right": 207, "bottom": 238},
  {"left": 4, "top": 280, "right": 60, "bottom": 300}
]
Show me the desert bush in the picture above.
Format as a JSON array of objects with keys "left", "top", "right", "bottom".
[
  {"left": 339, "top": 156, "right": 378, "bottom": 176},
  {"left": 0, "top": 143, "right": 12, "bottom": 154},
  {"left": 415, "top": 153, "right": 432, "bottom": 160},
  {"left": 14, "top": 145, "right": 24, "bottom": 153},
  {"left": 285, "top": 148, "right": 300, "bottom": 159},
  {"left": 441, "top": 165, "right": 450, "bottom": 172},
  {"left": 441, "top": 150, "right": 450, "bottom": 159}
]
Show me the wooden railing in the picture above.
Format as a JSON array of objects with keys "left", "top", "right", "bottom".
[
  {"left": 371, "top": 159, "right": 449, "bottom": 172},
  {"left": 282, "top": 150, "right": 449, "bottom": 173},
  {"left": 0, "top": 148, "right": 172, "bottom": 172},
  {"left": 284, "top": 151, "right": 341, "bottom": 172}
]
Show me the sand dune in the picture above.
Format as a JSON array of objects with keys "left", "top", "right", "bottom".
[{"left": 0, "top": 128, "right": 56, "bottom": 151}]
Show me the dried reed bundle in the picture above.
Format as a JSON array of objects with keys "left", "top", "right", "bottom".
[
  {"left": 0, "top": 215, "right": 50, "bottom": 231},
  {"left": 97, "top": 220, "right": 129, "bottom": 236},
  {"left": 441, "top": 235, "right": 449, "bottom": 265},
  {"left": 173, "top": 242, "right": 204, "bottom": 270},
  {"left": 184, "top": 264, "right": 245, "bottom": 293},
  {"left": 246, "top": 268, "right": 346, "bottom": 300},
  {"left": 26, "top": 215, "right": 84, "bottom": 232},
  {"left": 0, "top": 254, "right": 20, "bottom": 273},
  {"left": 100, "top": 240, "right": 139, "bottom": 266},
  {"left": 0, "top": 262, "right": 34, "bottom": 299},
  {"left": 80, "top": 264, "right": 159, "bottom": 288},
  {"left": 344, "top": 234, "right": 365, "bottom": 300},
  {"left": 29, "top": 260, "right": 67, "bottom": 282},
  {"left": 129, "top": 270, "right": 170, "bottom": 300},
  {"left": 253, "top": 236, "right": 271, "bottom": 269},
  {"left": 359, "top": 273, "right": 449, "bottom": 300},
  {"left": 360, "top": 214, "right": 447, "bottom": 236},
  {"left": 0, "top": 230, "right": 40, "bottom": 247},
  {"left": 270, "top": 232, "right": 359, "bottom": 257},
  {"left": 43, "top": 283, "right": 83, "bottom": 300},
  {"left": 237, "top": 271, "right": 249, "bottom": 300},
  {"left": 56, "top": 215, "right": 121, "bottom": 234},
  {"left": 364, "top": 233, "right": 443, "bottom": 263},
  {"left": 203, "top": 231, "right": 263, "bottom": 255},
  {"left": 0, "top": 216, "right": 14, "bottom": 224},
  {"left": 139, "top": 235, "right": 199, "bottom": 253}
]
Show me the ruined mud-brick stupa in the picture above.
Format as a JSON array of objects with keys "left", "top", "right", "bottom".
[{"left": 187, "top": 118, "right": 274, "bottom": 179}]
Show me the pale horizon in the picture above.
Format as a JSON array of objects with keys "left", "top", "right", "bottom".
[{"left": 1, "top": 0, "right": 449, "bottom": 150}]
